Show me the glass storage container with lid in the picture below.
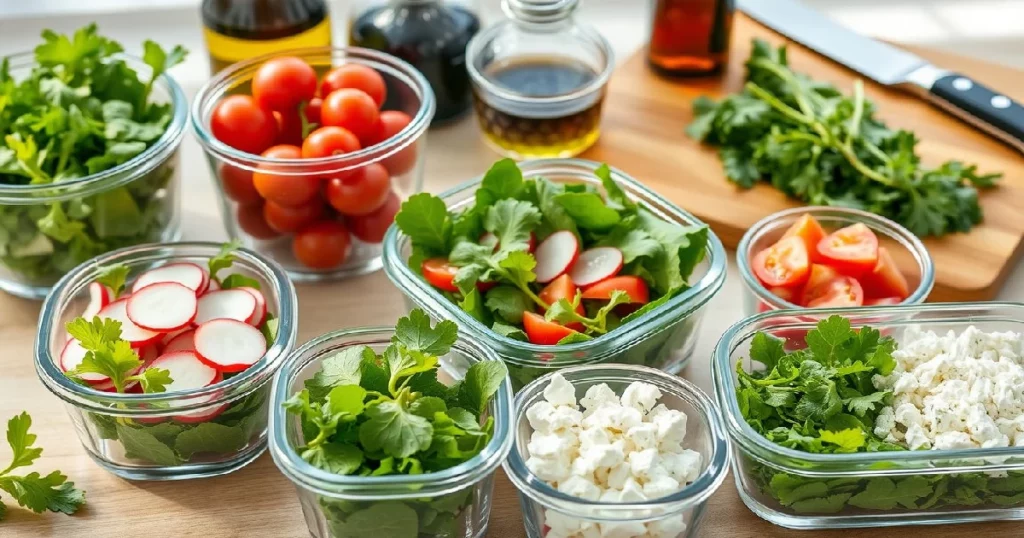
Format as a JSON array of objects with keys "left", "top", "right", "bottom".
[{"left": 467, "top": 0, "right": 614, "bottom": 159}]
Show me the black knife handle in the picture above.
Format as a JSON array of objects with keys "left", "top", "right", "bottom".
[{"left": 930, "top": 73, "right": 1024, "bottom": 152}]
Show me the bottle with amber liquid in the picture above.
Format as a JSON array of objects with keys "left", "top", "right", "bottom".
[
  {"left": 202, "top": 0, "right": 333, "bottom": 74},
  {"left": 648, "top": 0, "right": 734, "bottom": 75}
]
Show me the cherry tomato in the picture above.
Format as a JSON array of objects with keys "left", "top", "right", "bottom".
[
  {"left": 210, "top": 95, "right": 277, "bottom": 155},
  {"left": 752, "top": 236, "right": 810, "bottom": 288},
  {"left": 816, "top": 223, "right": 879, "bottom": 277},
  {"left": 581, "top": 276, "right": 650, "bottom": 304},
  {"left": 321, "top": 88, "right": 380, "bottom": 144},
  {"left": 292, "top": 221, "right": 351, "bottom": 269},
  {"left": 523, "top": 312, "right": 579, "bottom": 345},
  {"left": 252, "top": 145, "right": 321, "bottom": 207},
  {"left": 218, "top": 163, "right": 261, "bottom": 204},
  {"left": 252, "top": 56, "right": 318, "bottom": 112},
  {"left": 304, "top": 97, "right": 323, "bottom": 125},
  {"left": 325, "top": 163, "right": 391, "bottom": 216},
  {"left": 373, "top": 111, "right": 418, "bottom": 175},
  {"left": 421, "top": 258, "right": 459, "bottom": 292},
  {"left": 803, "top": 276, "right": 864, "bottom": 309},
  {"left": 348, "top": 192, "right": 399, "bottom": 244},
  {"left": 236, "top": 203, "right": 280, "bottom": 240},
  {"left": 264, "top": 199, "right": 325, "bottom": 233},
  {"left": 782, "top": 213, "right": 826, "bottom": 262},
  {"left": 274, "top": 109, "right": 304, "bottom": 146},
  {"left": 860, "top": 246, "right": 910, "bottom": 299},
  {"left": 301, "top": 126, "right": 362, "bottom": 159},
  {"left": 320, "top": 64, "right": 387, "bottom": 107},
  {"left": 539, "top": 275, "right": 585, "bottom": 331},
  {"left": 864, "top": 296, "right": 903, "bottom": 306}
]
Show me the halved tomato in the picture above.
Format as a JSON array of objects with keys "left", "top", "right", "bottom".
[
  {"left": 860, "top": 246, "right": 910, "bottom": 299},
  {"left": 816, "top": 223, "right": 879, "bottom": 277},
  {"left": 758, "top": 285, "right": 802, "bottom": 312},
  {"left": 864, "top": 296, "right": 903, "bottom": 306},
  {"left": 803, "top": 276, "right": 864, "bottom": 309},
  {"left": 581, "top": 276, "right": 650, "bottom": 304},
  {"left": 523, "top": 312, "right": 579, "bottom": 345},
  {"left": 751, "top": 236, "right": 810, "bottom": 288},
  {"left": 539, "top": 275, "right": 584, "bottom": 331},
  {"left": 421, "top": 258, "right": 459, "bottom": 292},
  {"left": 782, "top": 214, "right": 826, "bottom": 262}
]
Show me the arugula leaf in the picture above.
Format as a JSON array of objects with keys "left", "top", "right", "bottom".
[
  {"left": 220, "top": 273, "right": 261, "bottom": 290},
  {"left": 594, "top": 163, "right": 636, "bottom": 212},
  {"left": 531, "top": 177, "right": 578, "bottom": 237},
  {"left": 554, "top": 192, "right": 621, "bottom": 230},
  {"left": 476, "top": 158, "right": 523, "bottom": 204}
]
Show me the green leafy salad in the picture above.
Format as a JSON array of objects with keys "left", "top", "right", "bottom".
[
  {"left": 284, "top": 310, "right": 508, "bottom": 538},
  {"left": 0, "top": 24, "right": 187, "bottom": 285},
  {"left": 0, "top": 412, "right": 85, "bottom": 521},
  {"left": 689, "top": 39, "right": 1000, "bottom": 237},
  {"left": 737, "top": 316, "right": 1024, "bottom": 514}
]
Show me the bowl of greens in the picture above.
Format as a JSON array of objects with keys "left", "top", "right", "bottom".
[
  {"left": 0, "top": 25, "right": 187, "bottom": 299},
  {"left": 268, "top": 310, "right": 513, "bottom": 538},
  {"left": 382, "top": 158, "right": 727, "bottom": 390}
]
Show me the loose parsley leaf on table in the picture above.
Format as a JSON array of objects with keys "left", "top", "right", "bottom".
[{"left": 0, "top": 412, "right": 85, "bottom": 519}]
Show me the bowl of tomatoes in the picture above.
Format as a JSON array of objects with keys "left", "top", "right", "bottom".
[
  {"left": 191, "top": 47, "right": 434, "bottom": 278},
  {"left": 737, "top": 206, "right": 934, "bottom": 315}
]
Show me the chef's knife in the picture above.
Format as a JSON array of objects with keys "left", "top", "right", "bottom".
[{"left": 738, "top": 0, "right": 1024, "bottom": 153}]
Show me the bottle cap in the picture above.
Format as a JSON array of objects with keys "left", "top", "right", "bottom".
[{"left": 502, "top": 0, "right": 580, "bottom": 24}]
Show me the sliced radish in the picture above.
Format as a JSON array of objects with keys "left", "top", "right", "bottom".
[
  {"left": 197, "top": 267, "right": 211, "bottom": 295},
  {"left": 207, "top": 278, "right": 221, "bottom": 292},
  {"left": 534, "top": 230, "right": 580, "bottom": 283},
  {"left": 160, "top": 327, "right": 189, "bottom": 347},
  {"left": 98, "top": 299, "right": 161, "bottom": 347},
  {"left": 163, "top": 329, "right": 196, "bottom": 354},
  {"left": 194, "top": 290, "right": 257, "bottom": 325},
  {"left": 238, "top": 287, "right": 267, "bottom": 326},
  {"left": 568, "top": 247, "right": 624, "bottom": 287},
  {"left": 81, "top": 282, "right": 111, "bottom": 320},
  {"left": 60, "top": 339, "right": 108, "bottom": 384},
  {"left": 138, "top": 344, "right": 160, "bottom": 366},
  {"left": 131, "top": 263, "right": 207, "bottom": 295},
  {"left": 126, "top": 282, "right": 198, "bottom": 332},
  {"left": 194, "top": 319, "right": 267, "bottom": 373},
  {"left": 148, "top": 351, "right": 219, "bottom": 392}
]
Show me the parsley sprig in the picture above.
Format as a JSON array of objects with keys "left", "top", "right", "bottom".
[
  {"left": 0, "top": 412, "right": 85, "bottom": 519},
  {"left": 66, "top": 317, "right": 171, "bottom": 394}
]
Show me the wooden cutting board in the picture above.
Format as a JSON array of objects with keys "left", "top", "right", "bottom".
[{"left": 588, "top": 13, "right": 1024, "bottom": 302}]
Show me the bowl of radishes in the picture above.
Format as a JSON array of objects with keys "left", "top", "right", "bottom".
[{"left": 34, "top": 241, "right": 297, "bottom": 481}]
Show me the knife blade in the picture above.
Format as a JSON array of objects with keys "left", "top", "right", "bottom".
[{"left": 738, "top": 0, "right": 1024, "bottom": 153}]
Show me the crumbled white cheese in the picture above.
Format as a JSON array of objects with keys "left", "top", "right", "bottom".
[{"left": 526, "top": 374, "right": 701, "bottom": 538}]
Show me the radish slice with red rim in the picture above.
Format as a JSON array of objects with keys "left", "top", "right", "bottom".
[
  {"left": 126, "top": 282, "right": 198, "bottom": 332},
  {"left": 59, "top": 339, "right": 108, "bottom": 383},
  {"left": 534, "top": 230, "right": 580, "bottom": 283},
  {"left": 569, "top": 247, "right": 624, "bottom": 287},
  {"left": 163, "top": 329, "right": 196, "bottom": 354},
  {"left": 238, "top": 287, "right": 267, "bottom": 326},
  {"left": 98, "top": 299, "right": 161, "bottom": 346},
  {"left": 194, "top": 319, "right": 267, "bottom": 373},
  {"left": 82, "top": 282, "right": 111, "bottom": 320},
  {"left": 148, "top": 351, "right": 219, "bottom": 392},
  {"left": 207, "top": 278, "right": 221, "bottom": 292},
  {"left": 194, "top": 289, "right": 257, "bottom": 325},
  {"left": 131, "top": 263, "right": 207, "bottom": 295}
]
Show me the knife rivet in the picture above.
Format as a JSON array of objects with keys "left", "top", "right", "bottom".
[
  {"left": 991, "top": 95, "right": 1011, "bottom": 109},
  {"left": 952, "top": 77, "right": 973, "bottom": 91}
]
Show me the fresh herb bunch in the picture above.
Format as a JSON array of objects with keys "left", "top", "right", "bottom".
[
  {"left": 739, "top": 316, "right": 1024, "bottom": 514},
  {"left": 0, "top": 24, "right": 186, "bottom": 284},
  {"left": 689, "top": 39, "right": 1000, "bottom": 237},
  {"left": 0, "top": 412, "right": 85, "bottom": 520},
  {"left": 284, "top": 310, "right": 508, "bottom": 538}
]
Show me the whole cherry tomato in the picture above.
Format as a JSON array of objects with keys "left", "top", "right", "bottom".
[
  {"left": 375, "top": 111, "right": 418, "bottom": 175},
  {"left": 320, "top": 64, "right": 387, "bottom": 107},
  {"left": 236, "top": 203, "right": 280, "bottom": 240},
  {"left": 252, "top": 56, "right": 318, "bottom": 112},
  {"left": 321, "top": 89, "right": 380, "bottom": 145},
  {"left": 210, "top": 95, "right": 277, "bottom": 155},
  {"left": 252, "top": 145, "right": 320, "bottom": 207},
  {"left": 301, "top": 126, "right": 361, "bottom": 159},
  {"left": 219, "top": 163, "right": 261, "bottom": 205},
  {"left": 325, "top": 163, "right": 391, "bottom": 217},
  {"left": 264, "top": 199, "right": 325, "bottom": 233},
  {"left": 293, "top": 221, "right": 351, "bottom": 269},
  {"left": 274, "top": 109, "right": 304, "bottom": 146},
  {"left": 304, "top": 97, "right": 323, "bottom": 125},
  {"left": 348, "top": 192, "right": 399, "bottom": 244}
]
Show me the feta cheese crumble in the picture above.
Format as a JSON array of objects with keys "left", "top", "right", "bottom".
[
  {"left": 873, "top": 326, "right": 1024, "bottom": 450},
  {"left": 523, "top": 373, "right": 703, "bottom": 538}
]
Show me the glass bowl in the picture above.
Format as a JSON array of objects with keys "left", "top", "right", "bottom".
[
  {"left": 0, "top": 52, "right": 185, "bottom": 300},
  {"left": 382, "top": 158, "right": 727, "bottom": 391},
  {"left": 737, "top": 206, "right": 934, "bottom": 316},
  {"left": 191, "top": 46, "right": 434, "bottom": 281},
  {"left": 34, "top": 242, "right": 298, "bottom": 480},
  {"left": 505, "top": 365, "right": 730, "bottom": 538},
  {"left": 268, "top": 326, "right": 514, "bottom": 538},
  {"left": 713, "top": 303, "right": 1024, "bottom": 529}
]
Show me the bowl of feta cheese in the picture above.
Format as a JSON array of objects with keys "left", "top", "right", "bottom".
[{"left": 503, "top": 365, "right": 730, "bottom": 538}]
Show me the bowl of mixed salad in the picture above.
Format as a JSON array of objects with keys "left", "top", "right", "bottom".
[
  {"left": 0, "top": 25, "right": 187, "bottom": 299},
  {"left": 35, "top": 241, "right": 297, "bottom": 480},
  {"left": 268, "top": 310, "right": 513, "bottom": 538},
  {"left": 383, "top": 158, "right": 726, "bottom": 390}
]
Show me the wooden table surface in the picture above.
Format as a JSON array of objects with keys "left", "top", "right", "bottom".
[{"left": 3, "top": 34, "right": 1024, "bottom": 538}]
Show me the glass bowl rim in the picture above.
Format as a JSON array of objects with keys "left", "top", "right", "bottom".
[
  {"left": 502, "top": 364, "right": 731, "bottom": 519},
  {"left": 34, "top": 241, "right": 299, "bottom": 415}
]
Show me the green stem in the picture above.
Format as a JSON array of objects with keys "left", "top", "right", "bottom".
[
  {"left": 750, "top": 58, "right": 816, "bottom": 118},
  {"left": 847, "top": 80, "right": 865, "bottom": 142},
  {"left": 746, "top": 82, "right": 814, "bottom": 126}
]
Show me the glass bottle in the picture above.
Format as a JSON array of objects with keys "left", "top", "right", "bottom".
[
  {"left": 201, "top": 0, "right": 333, "bottom": 74},
  {"left": 647, "top": 0, "right": 734, "bottom": 75},
  {"left": 349, "top": 1, "right": 481, "bottom": 125},
  {"left": 466, "top": 0, "right": 613, "bottom": 159}
]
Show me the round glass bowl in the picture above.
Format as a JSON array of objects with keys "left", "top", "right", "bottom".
[
  {"left": 383, "top": 159, "right": 726, "bottom": 391},
  {"left": 466, "top": 0, "right": 614, "bottom": 159},
  {"left": 0, "top": 52, "right": 185, "bottom": 300},
  {"left": 505, "top": 365, "right": 730, "bottom": 538},
  {"left": 269, "top": 327, "right": 514, "bottom": 538},
  {"left": 191, "top": 47, "right": 434, "bottom": 281},
  {"left": 737, "top": 206, "right": 934, "bottom": 315},
  {"left": 35, "top": 242, "right": 298, "bottom": 480}
]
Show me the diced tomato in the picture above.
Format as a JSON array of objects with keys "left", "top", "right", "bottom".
[
  {"left": 758, "top": 285, "right": 802, "bottom": 312},
  {"left": 782, "top": 214, "right": 826, "bottom": 262},
  {"left": 539, "top": 275, "right": 584, "bottom": 331},
  {"left": 523, "top": 312, "right": 579, "bottom": 345},
  {"left": 816, "top": 223, "right": 879, "bottom": 277},
  {"left": 860, "top": 246, "right": 910, "bottom": 299},
  {"left": 802, "top": 264, "right": 840, "bottom": 298},
  {"left": 864, "top": 296, "right": 903, "bottom": 306},
  {"left": 421, "top": 258, "right": 459, "bottom": 293},
  {"left": 581, "top": 276, "right": 650, "bottom": 304},
  {"left": 803, "top": 276, "right": 864, "bottom": 309},
  {"left": 751, "top": 236, "right": 810, "bottom": 288}
]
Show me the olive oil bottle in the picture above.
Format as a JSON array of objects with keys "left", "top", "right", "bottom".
[{"left": 202, "top": 0, "right": 333, "bottom": 74}]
